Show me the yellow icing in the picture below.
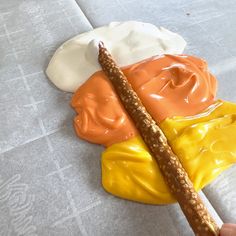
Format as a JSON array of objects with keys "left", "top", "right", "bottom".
[
  {"left": 102, "top": 136, "right": 175, "bottom": 204},
  {"left": 102, "top": 100, "right": 236, "bottom": 204}
]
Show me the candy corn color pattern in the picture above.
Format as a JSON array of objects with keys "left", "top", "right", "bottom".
[
  {"left": 71, "top": 55, "right": 236, "bottom": 206},
  {"left": 46, "top": 21, "right": 236, "bottom": 236}
]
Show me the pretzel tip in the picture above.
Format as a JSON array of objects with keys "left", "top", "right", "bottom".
[{"left": 98, "top": 41, "right": 105, "bottom": 49}]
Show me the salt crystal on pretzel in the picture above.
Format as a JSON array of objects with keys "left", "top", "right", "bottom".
[{"left": 98, "top": 41, "right": 219, "bottom": 236}]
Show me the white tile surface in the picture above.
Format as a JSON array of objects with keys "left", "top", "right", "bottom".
[{"left": 0, "top": 0, "right": 236, "bottom": 235}]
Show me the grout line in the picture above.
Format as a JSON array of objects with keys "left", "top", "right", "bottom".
[
  {"left": 6, "top": 71, "right": 44, "bottom": 83},
  {"left": 77, "top": 199, "right": 102, "bottom": 215},
  {"left": 3, "top": 24, "right": 13, "bottom": 43},
  {"left": 2, "top": 50, "right": 25, "bottom": 60},
  {"left": 2, "top": 6, "right": 97, "bottom": 235},
  {"left": 3, "top": 24, "right": 23, "bottom": 59},
  {"left": 1, "top": 3, "right": 228, "bottom": 235},
  {"left": 24, "top": 100, "right": 45, "bottom": 109},
  {"left": 46, "top": 163, "right": 73, "bottom": 178},
  {"left": 52, "top": 191, "right": 89, "bottom": 235},
  {"left": 17, "top": 65, "right": 31, "bottom": 91},
  {"left": 16, "top": 63, "right": 54, "bottom": 154},
  {"left": 52, "top": 191, "right": 101, "bottom": 235},
  {"left": 2, "top": 18, "right": 94, "bottom": 236},
  {"left": 0, "top": 127, "right": 63, "bottom": 156},
  {"left": 25, "top": 71, "right": 44, "bottom": 77},
  {"left": 66, "top": 191, "right": 88, "bottom": 236}
]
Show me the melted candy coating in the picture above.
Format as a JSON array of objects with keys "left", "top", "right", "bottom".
[
  {"left": 160, "top": 100, "right": 236, "bottom": 189},
  {"left": 71, "top": 55, "right": 217, "bottom": 146},
  {"left": 124, "top": 54, "right": 217, "bottom": 122},
  {"left": 102, "top": 101, "right": 236, "bottom": 204},
  {"left": 46, "top": 22, "right": 186, "bottom": 92},
  {"left": 102, "top": 136, "right": 176, "bottom": 204},
  {"left": 71, "top": 72, "right": 138, "bottom": 147},
  {"left": 71, "top": 54, "right": 236, "bottom": 204}
]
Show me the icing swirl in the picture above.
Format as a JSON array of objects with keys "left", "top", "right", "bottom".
[
  {"left": 71, "top": 72, "right": 138, "bottom": 147},
  {"left": 46, "top": 21, "right": 186, "bottom": 92},
  {"left": 71, "top": 54, "right": 236, "bottom": 205},
  {"left": 102, "top": 101, "right": 236, "bottom": 204},
  {"left": 71, "top": 55, "right": 217, "bottom": 146},
  {"left": 124, "top": 54, "right": 217, "bottom": 122}
]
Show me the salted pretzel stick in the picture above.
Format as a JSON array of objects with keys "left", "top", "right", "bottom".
[{"left": 98, "top": 42, "right": 219, "bottom": 236}]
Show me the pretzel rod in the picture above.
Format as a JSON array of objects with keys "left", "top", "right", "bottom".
[{"left": 98, "top": 42, "right": 219, "bottom": 236}]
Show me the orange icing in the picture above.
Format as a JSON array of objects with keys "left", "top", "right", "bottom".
[
  {"left": 71, "top": 72, "right": 138, "bottom": 146},
  {"left": 124, "top": 54, "right": 217, "bottom": 122},
  {"left": 71, "top": 55, "right": 217, "bottom": 146}
]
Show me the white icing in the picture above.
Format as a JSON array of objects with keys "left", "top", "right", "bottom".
[{"left": 46, "top": 21, "right": 186, "bottom": 92}]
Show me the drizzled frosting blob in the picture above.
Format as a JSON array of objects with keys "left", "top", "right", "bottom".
[
  {"left": 71, "top": 72, "right": 138, "bottom": 147},
  {"left": 102, "top": 101, "right": 236, "bottom": 204},
  {"left": 71, "top": 53, "right": 236, "bottom": 204},
  {"left": 71, "top": 55, "right": 217, "bottom": 146},
  {"left": 124, "top": 54, "right": 217, "bottom": 122},
  {"left": 46, "top": 21, "right": 186, "bottom": 92}
]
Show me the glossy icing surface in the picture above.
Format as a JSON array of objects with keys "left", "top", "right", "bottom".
[
  {"left": 71, "top": 72, "right": 138, "bottom": 147},
  {"left": 124, "top": 54, "right": 217, "bottom": 122},
  {"left": 46, "top": 21, "right": 186, "bottom": 92},
  {"left": 102, "top": 101, "right": 236, "bottom": 204},
  {"left": 102, "top": 136, "right": 175, "bottom": 204},
  {"left": 71, "top": 55, "right": 217, "bottom": 146},
  {"left": 71, "top": 54, "right": 236, "bottom": 205}
]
